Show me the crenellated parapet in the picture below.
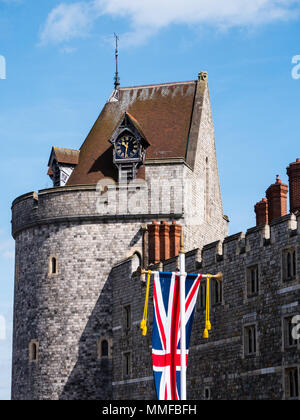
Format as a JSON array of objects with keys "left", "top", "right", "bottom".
[{"left": 193, "top": 213, "right": 299, "bottom": 269}]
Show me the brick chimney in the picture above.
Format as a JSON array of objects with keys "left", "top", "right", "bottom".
[
  {"left": 159, "top": 221, "right": 170, "bottom": 261},
  {"left": 265, "top": 175, "right": 288, "bottom": 222},
  {"left": 148, "top": 221, "right": 182, "bottom": 264},
  {"left": 169, "top": 221, "right": 182, "bottom": 258},
  {"left": 254, "top": 198, "right": 268, "bottom": 226},
  {"left": 287, "top": 158, "right": 300, "bottom": 213},
  {"left": 147, "top": 221, "right": 160, "bottom": 264}
]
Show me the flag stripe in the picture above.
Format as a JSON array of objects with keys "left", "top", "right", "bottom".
[
  {"left": 170, "top": 274, "right": 180, "bottom": 400},
  {"left": 186, "top": 275, "right": 202, "bottom": 311},
  {"left": 153, "top": 279, "right": 167, "bottom": 350},
  {"left": 152, "top": 272, "right": 202, "bottom": 400}
]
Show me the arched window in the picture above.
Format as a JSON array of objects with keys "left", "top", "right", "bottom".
[
  {"left": 97, "top": 338, "right": 111, "bottom": 359},
  {"left": 131, "top": 252, "right": 142, "bottom": 273},
  {"left": 29, "top": 340, "right": 39, "bottom": 362},
  {"left": 283, "top": 249, "right": 297, "bottom": 282},
  {"left": 49, "top": 255, "right": 58, "bottom": 276}
]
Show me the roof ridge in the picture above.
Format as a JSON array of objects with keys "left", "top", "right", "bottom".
[{"left": 119, "top": 80, "right": 196, "bottom": 90}]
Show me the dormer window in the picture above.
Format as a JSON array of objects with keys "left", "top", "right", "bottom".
[{"left": 47, "top": 147, "right": 79, "bottom": 187}]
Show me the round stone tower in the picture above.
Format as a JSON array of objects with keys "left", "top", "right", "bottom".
[
  {"left": 11, "top": 75, "right": 228, "bottom": 400},
  {"left": 11, "top": 186, "right": 158, "bottom": 399}
]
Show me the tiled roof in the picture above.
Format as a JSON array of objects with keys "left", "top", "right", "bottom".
[
  {"left": 49, "top": 147, "right": 80, "bottom": 166},
  {"left": 67, "top": 78, "right": 205, "bottom": 186}
]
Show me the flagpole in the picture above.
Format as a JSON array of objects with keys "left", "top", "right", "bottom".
[{"left": 179, "top": 232, "right": 186, "bottom": 401}]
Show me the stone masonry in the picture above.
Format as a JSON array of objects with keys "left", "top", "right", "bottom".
[
  {"left": 11, "top": 150, "right": 226, "bottom": 399},
  {"left": 111, "top": 213, "right": 300, "bottom": 400}
]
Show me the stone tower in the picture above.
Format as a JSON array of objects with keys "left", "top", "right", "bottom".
[{"left": 11, "top": 73, "right": 228, "bottom": 400}]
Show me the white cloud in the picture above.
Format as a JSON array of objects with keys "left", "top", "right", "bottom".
[
  {"left": 39, "top": 0, "right": 300, "bottom": 46},
  {"left": 39, "top": 2, "right": 96, "bottom": 46}
]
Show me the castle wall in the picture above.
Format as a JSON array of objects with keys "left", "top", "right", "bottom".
[
  {"left": 11, "top": 149, "right": 227, "bottom": 400},
  {"left": 111, "top": 213, "right": 300, "bottom": 400},
  {"left": 11, "top": 184, "right": 179, "bottom": 400}
]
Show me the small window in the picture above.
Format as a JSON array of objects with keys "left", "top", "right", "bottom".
[
  {"left": 198, "top": 282, "right": 206, "bottom": 310},
  {"left": 285, "top": 368, "right": 299, "bottom": 399},
  {"left": 283, "top": 317, "right": 298, "bottom": 349},
  {"left": 198, "top": 279, "right": 220, "bottom": 309},
  {"left": 101, "top": 340, "right": 109, "bottom": 357},
  {"left": 212, "top": 279, "right": 222, "bottom": 306},
  {"left": 49, "top": 255, "right": 58, "bottom": 276},
  {"left": 244, "top": 325, "right": 257, "bottom": 356},
  {"left": 283, "top": 249, "right": 296, "bottom": 282},
  {"left": 204, "top": 387, "right": 211, "bottom": 400},
  {"left": 97, "top": 338, "right": 111, "bottom": 359},
  {"left": 51, "top": 257, "right": 57, "bottom": 274},
  {"left": 247, "top": 265, "right": 259, "bottom": 297},
  {"left": 124, "top": 305, "right": 131, "bottom": 330},
  {"left": 123, "top": 352, "right": 131, "bottom": 378},
  {"left": 29, "top": 340, "right": 39, "bottom": 363}
]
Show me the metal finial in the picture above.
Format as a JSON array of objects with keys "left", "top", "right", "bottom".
[{"left": 114, "top": 33, "right": 120, "bottom": 90}]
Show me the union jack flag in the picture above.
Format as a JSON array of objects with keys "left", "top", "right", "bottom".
[{"left": 152, "top": 271, "right": 202, "bottom": 400}]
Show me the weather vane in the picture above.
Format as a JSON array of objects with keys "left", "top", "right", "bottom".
[{"left": 114, "top": 33, "right": 120, "bottom": 90}]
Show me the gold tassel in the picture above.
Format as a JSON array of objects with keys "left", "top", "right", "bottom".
[
  {"left": 140, "top": 270, "right": 152, "bottom": 336},
  {"left": 203, "top": 274, "right": 211, "bottom": 339}
]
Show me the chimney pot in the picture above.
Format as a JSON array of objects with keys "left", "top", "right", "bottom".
[
  {"left": 287, "top": 159, "right": 300, "bottom": 213},
  {"left": 147, "top": 222, "right": 160, "bottom": 264},
  {"left": 254, "top": 198, "right": 269, "bottom": 226},
  {"left": 169, "top": 222, "right": 182, "bottom": 258},
  {"left": 266, "top": 176, "right": 288, "bottom": 222},
  {"left": 159, "top": 221, "right": 170, "bottom": 261}
]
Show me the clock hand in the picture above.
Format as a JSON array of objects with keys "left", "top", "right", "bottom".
[{"left": 124, "top": 142, "right": 129, "bottom": 158}]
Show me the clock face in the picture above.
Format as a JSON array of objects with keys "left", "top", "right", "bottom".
[{"left": 115, "top": 135, "right": 139, "bottom": 159}]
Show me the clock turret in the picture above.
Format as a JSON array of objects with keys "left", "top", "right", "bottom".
[{"left": 109, "top": 112, "right": 149, "bottom": 182}]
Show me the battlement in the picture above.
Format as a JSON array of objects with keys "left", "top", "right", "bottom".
[{"left": 193, "top": 213, "right": 299, "bottom": 268}]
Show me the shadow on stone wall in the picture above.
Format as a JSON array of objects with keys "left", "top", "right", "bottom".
[{"left": 59, "top": 272, "right": 113, "bottom": 400}]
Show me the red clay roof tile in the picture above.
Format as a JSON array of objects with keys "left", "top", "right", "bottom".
[{"left": 67, "top": 80, "right": 197, "bottom": 186}]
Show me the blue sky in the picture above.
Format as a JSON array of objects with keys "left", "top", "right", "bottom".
[{"left": 1, "top": 0, "right": 300, "bottom": 400}]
